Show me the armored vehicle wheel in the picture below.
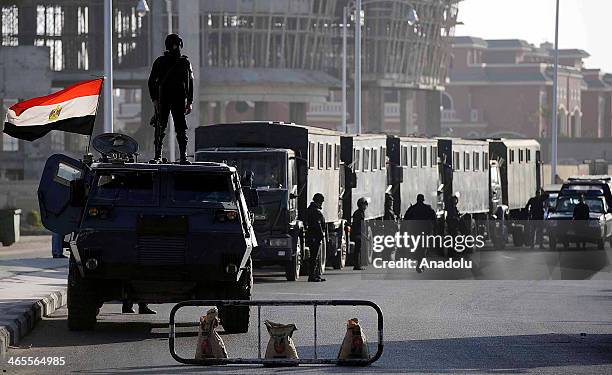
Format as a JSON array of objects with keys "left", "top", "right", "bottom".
[
  {"left": 67, "top": 257, "right": 98, "bottom": 331},
  {"left": 333, "top": 234, "right": 347, "bottom": 270},
  {"left": 220, "top": 258, "right": 252, "bottom": 334},
  {"left": 285, "top": 237, "right": 302, "bottom": 281}
]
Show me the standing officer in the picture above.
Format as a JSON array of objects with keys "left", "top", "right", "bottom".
[
  {"left": 351, "top": 197, "right": 369, "bottom": 271},
  {"left": 404, "top": 194, "right": 436, "bottom": 272},
  {"left": 148, "top": 33, "right": 194, "bottom": 164},
  {"left": 306, "top": 193, "right": 326, "bottom": 282},
  {"left": 573, "top": 194, "right": 590, "bottom": 249},
  {"left": 525, "top": 188, "right": 546, "bottom": 248},
  {"left": 383, "top": 193, "right": 397, "bottom": 222}
]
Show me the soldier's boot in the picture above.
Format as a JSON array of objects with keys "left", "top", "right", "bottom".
[
  {"left": 150, "top": 125, "right": 164, "bottom": 164},
  {"left": 178, "top": 138, "right": 191, "bottom": 165},
  {"left": 138, "top": 303, "right": 156, "bottom": 315}
]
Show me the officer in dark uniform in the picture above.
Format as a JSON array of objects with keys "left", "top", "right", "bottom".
[
  {"left": 573, "top": 194, "right": 590, "bottom": 249},
  {"left": 404, "top": 194, "right": 436, "bottom": 272},
  {"left": 445, "top": 195, "right": 461, "bottom": 236},
  {"left": 306, "top": 193, "right": 326, "bottom": 282},
  {"left": 351, "top": 197, "right": 369, "bottom": 270},
  {"left": 525, "top": 188, "right": 546, "bottom": 248},
  {"left": 383, "top": 193, "right": 397, "bottom": 222},
  {"left": 148, "top": 33, "right": 194, "bottom": 164}
]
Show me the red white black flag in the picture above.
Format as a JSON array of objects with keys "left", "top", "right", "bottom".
[{"left": 2, "top": 78, "right": 103, "bottom": 141}]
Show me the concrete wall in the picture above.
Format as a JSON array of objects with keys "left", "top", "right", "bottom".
[{"left": 0, "top": 180, "right": 39, "bottom": 213}]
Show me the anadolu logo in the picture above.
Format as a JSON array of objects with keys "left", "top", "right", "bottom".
[{"left": 48, "top": 105, "right": 63, "bottom": 121}]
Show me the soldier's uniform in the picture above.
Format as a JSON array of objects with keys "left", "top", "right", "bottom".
[
  {"left": 148, "top": 34, "right": 194, "bottom": 163},
  {"left": 306, "top": 194, "right": 326, "bottom": 282},
  {"left": 351, "top": 198, "right": 369, "bottom": 270}
]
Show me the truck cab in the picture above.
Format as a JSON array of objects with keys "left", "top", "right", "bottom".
[{"left": 196, "top": 147, "right": 305, "bottom": 281}]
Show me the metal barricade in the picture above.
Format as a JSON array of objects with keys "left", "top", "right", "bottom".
[{"left": 169, "top": 299, "right": 384, "bottom": 366}]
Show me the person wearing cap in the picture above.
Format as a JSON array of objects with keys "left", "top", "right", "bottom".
[
  {"left": 306, "top": 193, "right": 326, "bottom": 282},
  {"left": 148, "top": 33, "right": 194, "bottom": 164},
  {"left": 351, "top": 197, "right": 369, "bottom": 270}
]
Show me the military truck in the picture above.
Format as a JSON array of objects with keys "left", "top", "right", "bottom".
[
  {"left": 387, "top": 136, "right": 441, "bottom": 218},
  {"left": 196, "top": 122, "right": 347, "bottom": 278},
  {"left": 38, "top": 134, "right": 257, "bottom": 333},
  {"left": 489, "top": 139, "right": 541, "bottom": 246}
]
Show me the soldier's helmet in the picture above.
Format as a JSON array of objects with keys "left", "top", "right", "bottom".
[
  {"left": 165, "top": 33, "right": 183, "bottom": 50},
  {"left": 313, "top": 193, "right": 325, "bottom": 204}
]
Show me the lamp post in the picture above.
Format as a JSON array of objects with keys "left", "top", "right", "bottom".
[
  {"left": 341, "top": 1, "right": 418, "bottom": 135},
  {"left": 551, "top": 0, "right": 560, "bottom": 184},
  {"left": 103, "top": 0, "right": 113, "bottom": 133}
]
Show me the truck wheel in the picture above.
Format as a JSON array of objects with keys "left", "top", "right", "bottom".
[
  {"left": 220, "top": 258, "right": 251, "bottom": 334},
  {"left": 67, "top": 256, "right": 98, "bottom": 331},
  {"left": 285, "top": 238, "right": 301, "bottom": 281},
  {"left": 549, "top": 236, "right": 557, "bottom": 251},
  {"left": 333, "top": 234, "right": 347, "bottom": 270},
  {"left": 512, "top": 226, "right": 524, "bottom": 247}
]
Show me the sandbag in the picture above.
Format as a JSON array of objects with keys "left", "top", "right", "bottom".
[
  {"left": 338, "top": 318, "right": 369, "bottom": 360},
  {"left": 195, "top": 307, "right": 228, "bottom": 360},
  {"left": 264, "top": 320, "right": 299, "bottom": 359}
]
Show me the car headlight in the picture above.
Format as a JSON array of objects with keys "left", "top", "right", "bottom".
[{"left": 268, "top": 238, "right": 291, "bottom": 248}]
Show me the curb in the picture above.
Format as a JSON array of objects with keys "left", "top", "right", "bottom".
[{"left": 0, "top": 289, "right": 67, "bottom": 355}]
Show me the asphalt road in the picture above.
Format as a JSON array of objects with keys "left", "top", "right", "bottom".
[{"left": 2, "top": 241, "right": 612, "bottom": 374}]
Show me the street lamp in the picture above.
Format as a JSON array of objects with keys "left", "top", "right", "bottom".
[
  {"left": 551, "top": 0, "right": 560, "bottom": 184},
  {"left": 136, "top": 0, "right": 150, "bottom": 18},
  {"left": 341, "top": 1, "right": 418, "bottom": 134},
  {"left": 104, "top": 0, "right": 113, "bottom": 133}
]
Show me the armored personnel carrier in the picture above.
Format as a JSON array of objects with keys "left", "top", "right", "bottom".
[{"left": 38, "top": 133, "right": 257, "bottom": 333}]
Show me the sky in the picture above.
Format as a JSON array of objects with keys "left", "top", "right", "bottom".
[{"left": 455, "top": 0, "right": 612, "bottom": 72}]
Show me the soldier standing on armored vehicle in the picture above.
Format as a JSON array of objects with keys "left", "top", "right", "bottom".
[
  {"left": 351, "top": 197, "right": 369, "bottom": 271},
  {"left": 148, "top": 33, "right": 194, "bottom": 164},
  {"left": 306, "top": 193, "right": 326, "bottom": 282}
]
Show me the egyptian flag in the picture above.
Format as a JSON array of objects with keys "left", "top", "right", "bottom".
[{"left": 3, "top": 78, "right": 103, "bottom": 141}]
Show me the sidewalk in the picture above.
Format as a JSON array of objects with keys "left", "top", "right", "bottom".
[{"left": 0, "top": 237, "right": 68, "bottom": 355}]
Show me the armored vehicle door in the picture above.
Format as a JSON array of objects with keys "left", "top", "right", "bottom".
[{"left": 38, "top": 154, "right": 87, "bottom": 235}]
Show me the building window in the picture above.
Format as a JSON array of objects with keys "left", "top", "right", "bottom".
[
  {"left": 2, "top": 134, "right": 19, "bottom": 151},
  {"left": 372, "top": 148, "right": 378, "bottom": 171},
  {"left": 363, "top": 148, "right": 370, "bottom": 172},
  {"left": 1, "top": 6, "right": 19, "bottom": 46},
  {"left": 464, "top": 152, "right": 471, "bottom": 171},
  {"left": 453, "top": 151, "right": 460, "bottom": 171},
  {"left": 308, "top": 142, "right": 315, "bottom": 168},
  {"left": 353, "top": 149, "right": 360, "bottom": 171},
  {"left": 411, "top": 146, "right": 418, "bottom": 168},
  {"left": 326, "top": 144, "right": 332, "bottom": 169},
  {"left": 318, "top": 143, "right": 324, "bottom": 169}
]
